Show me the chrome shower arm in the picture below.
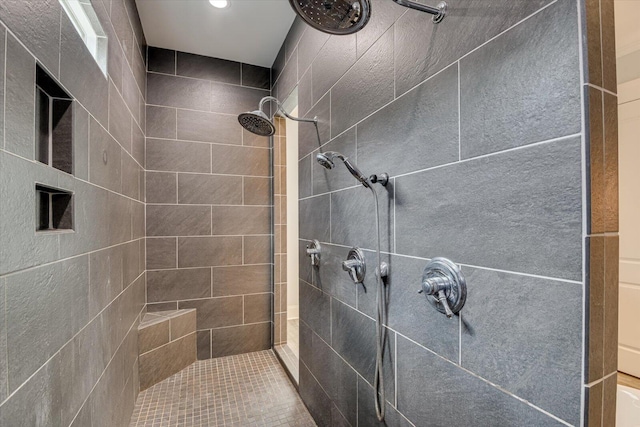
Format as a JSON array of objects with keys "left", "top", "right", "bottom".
[
  {"left": 258, "top": 96, "right": 317, "bottom": 124},
  {"left": 391, "top": 0, "right": 447, "bottom": 23}
]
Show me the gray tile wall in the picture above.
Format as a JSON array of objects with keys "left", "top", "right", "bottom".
[
  {"left": 273, "top": 0, "right": 616, "bottom": 425},
  {"left": 145, "top": 46, "right": 272, "bottom": 360},
  {"left": 0, "top": 0, "right": 146, "bottom": 425}
]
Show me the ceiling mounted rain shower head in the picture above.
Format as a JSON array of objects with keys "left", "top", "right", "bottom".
[
  {"left": 288, "top": 0, "right": 371, "bottom": 35},
  {"left": 289, "top": 0, "right": 447, "bottom": 35},
  {"left": 238, "top": 110, "right": 276, "bottom": 137}
]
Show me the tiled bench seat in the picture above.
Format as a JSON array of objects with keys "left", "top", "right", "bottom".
[{"left": 138, "top": 309, "right": 197, "bottom": 390}]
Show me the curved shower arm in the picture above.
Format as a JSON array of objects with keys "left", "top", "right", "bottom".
[{"left": 258, "top": 96, "right": 317, "bottom": 125}]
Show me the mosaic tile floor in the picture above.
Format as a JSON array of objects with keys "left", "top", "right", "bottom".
[{"left": 129, "top": 350, "right": 316, "bottom": 427}]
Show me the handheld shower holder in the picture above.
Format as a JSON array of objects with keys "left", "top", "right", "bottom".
[{"left": 369, "top": 173, "right": 389, "bottom": 187}]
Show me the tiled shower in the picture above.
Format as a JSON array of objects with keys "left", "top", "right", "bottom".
[{"left": 0, "top": 0, "right": 620, "bottom": 427}]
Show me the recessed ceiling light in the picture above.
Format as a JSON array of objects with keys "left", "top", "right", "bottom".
[{"left": 209, "top": 0, "right": 229, "bottom": 8}]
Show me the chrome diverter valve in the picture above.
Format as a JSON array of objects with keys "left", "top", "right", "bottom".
[{"left": 419, "top": 257, "right": 467, "bottom": 318}]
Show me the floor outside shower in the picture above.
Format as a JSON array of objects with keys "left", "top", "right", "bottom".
[{"left": 129, "top": 350, "right": 315, "bottom": 427}]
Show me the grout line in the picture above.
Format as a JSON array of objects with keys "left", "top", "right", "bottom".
[
  {"left": 393, "top": 133, "right": 582, "bottom": 179},
  {"left": 3, "top": 27, "right": 6, "bottom": 150},
  {"left": 576, "top": 0, "right": 588, "bottom": 424},
  {"left": 0, "top": 237, "right": 145, "bottom": 279},
  {"left": 585, "top": 370, "right": 617, "bottom": 387},
  {"left": 457, "top": 60, "right": 462, "bottom": 161},
  {"left": 147, "top": 69, "right": 270, "bottom": 93},
  {"left": 584, "top": 82, "right": 617, "bottom": 97}
]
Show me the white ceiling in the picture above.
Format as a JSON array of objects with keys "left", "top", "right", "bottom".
[{"left": 135, "top": 0, "right": 296, "bottom": 68}]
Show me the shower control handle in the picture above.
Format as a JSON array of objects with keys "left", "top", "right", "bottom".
[
  {"left": 306, "top": 240, "right": 322, "bottom": 267},
  {"left": 343, "top": 247, "right": 366, "bottom": 284},
  {"left": 419, "top": 258, "right": 467, "bottom": 318}
]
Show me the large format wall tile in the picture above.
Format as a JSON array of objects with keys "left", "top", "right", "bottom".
[
  {"left": 308, "top": 331, "right": 358, "bottom": 426},
  {"left": 209, "top": 322, "right": 271, "bottom": 357},
  {"left": 0, "top": 279, "right": 6, "bottom": 403},
  {"left": 395, "top": 138, "right": 582, "bottom": 280},
  {"left": 299, "top": 363, "right": 333, "bottom": 427},
  {"left": 5, "top": 256, "right": 89, "bottom": 392},
  {"left": 331, "top": 299, "right": 395, "bottom": 399},
  {"left": 330, "top": 185, "right": 393, "bottom": 252},
  {"left": 147, "top": 238, "right": 177, "bottom": 270},
  {"left": 147, "top": 105, "right": 177, "bottom": 139},
  {"left": 213, "top": 265, "right": 271, "bottom": 296},
  {"left": 0, "top": 0, "right": 61, "bottom": 76},
  {"left": 396, "top": 336, "right": 565, "bottom": 426},
  {"left": 147, "top": 268, "right": 212, "bottom": 302},
  {"left": 210, "top": 81, "right": 267, "bottom": 115},
  {"left": 177, "top": 51, "right": 240, "bottom": 84},
  {"left": 148, "top": 72, "right": 211, "bottom": 110},
  {"left": 357, "top": 64, "right": 459, "bottom": 177},
  {"left": 178, "top": 173, "right": 243, "bottom": 205},
  {"left": 299, "top": 194, "right": 331, "bottom": 242},
  {"left": 146, "top": 138, "right": 211, "bottom": 173},
  {"left": 146, "top": 171, "right": 177, "bottom": 204},
  {"left": 177, "top": 109, "right": 241, "bottom": 145},
  {"left": 211, "top": 206, "right": 271, "bottom": 235},
  {"left": 460, "top": 0, "right": 580, "bottom": 158},
  {"left": 179, "top": 297, "right": 244, "bottom": 329},
  {"left": 148, "top": 47, "right": 176, "bottom": 74},
  {"left": 330, "top": 26, "right": 394, "bottom": 137},
  {"left": 147, "top": 205, "right": 212, "bottom": 236},
  {"left": 5, "top": 34, "right": 36, "bottom": 159},
  {"left": 178, "top": 236, "right": 242, "bottom": 267},
  {"left": 242, "top": 64, "right": 270, "bottom": 90},
  {"left": 461, "top": 267, "right": 583, "bottom": 424},
  {"left": 300, "top": 281, "right": 331, "bottom": 342},
  {"left": 211, "top": 144, "right": 270, "bottom": 176},
  {"left": 297, "top": 27, "right": 329, "bottom": 78},
  {"left": 394, "top": 0, "right": 553, "bottom": 96},
  {"left": 0, "top": 28, "right": 5, "bottom": 150},
  {"left": 312, "top": 34, "right": 357, "bottom": 106}
]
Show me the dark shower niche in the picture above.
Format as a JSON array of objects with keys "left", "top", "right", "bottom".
[
  {"left": 36, "top": 184, "right": 74, "bottom": 232},
  {"left": 36, "top": 64, "right": 74, "bottom": 174}
]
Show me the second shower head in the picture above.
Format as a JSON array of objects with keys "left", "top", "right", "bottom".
[{"left": 316, "top": 151, "right": 370, "bottom": 188}]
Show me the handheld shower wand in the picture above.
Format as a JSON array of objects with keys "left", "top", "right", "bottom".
[
  {"left": 316, "top": 151, "right": 388, "bottom": 421},
  {"left": 315, "top": 151, "right": 372, "bottom": 188}
]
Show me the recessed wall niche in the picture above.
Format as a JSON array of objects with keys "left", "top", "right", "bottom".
[
  {"left": 36, "top": 65, "right": 74, "bottom": 174},
  {"left": 36, "top": 184, "right": 74, "bottom": 232}
]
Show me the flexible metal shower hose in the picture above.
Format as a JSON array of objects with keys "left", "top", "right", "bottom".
[{"left": 369, "top": 186, "right": 386, "bottom": 422}]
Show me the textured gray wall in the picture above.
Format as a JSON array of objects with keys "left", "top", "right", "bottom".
[
  {"left": 0, "top": 0, "right": 146, "bottom": 425},
  {"left": 272, "top": 0, "right": 610, "bottom": 425},
  {"left": 144, "top": 47, "right": 273, "bottom": 360}
]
